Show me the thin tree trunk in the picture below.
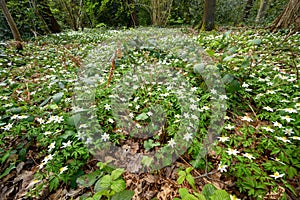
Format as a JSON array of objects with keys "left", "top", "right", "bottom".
[
  {"left": 201, "top": 0, "right": 216, "bottom": 31},
  {"left": 37, "top": 0, "right": 61, "bottom": 33},
  {"left": 256, "top": 0, "right": 269, "bottom": 23},
  {"left": 270, "top": 0, "right": 300, "bottom": 31},
  {"left": 243, "top": 0, "right": 254, "bottom": 22},
  {"left": 0, "top": 0, "right": 23, "bottom": 50}
]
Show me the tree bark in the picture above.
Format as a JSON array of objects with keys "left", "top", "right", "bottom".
[
  {"left": 243, "top": 0, "right": 254, "bottom": 22},
  {"left": 201, "top": 0, "right": 216, "bottom": 31},
  {"left": 271, "top": 0, "right": 300, "bottom": 31},
  {"left": 0, "top": 0, "right": 23, "bottom": 50},
  {"left": 37, "top": 0, "right": 61, "bottom": 33},
  {"left": 256, "top": 0, "right": 269, "bottom": 23}
]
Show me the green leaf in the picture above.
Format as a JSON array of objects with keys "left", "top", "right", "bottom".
[
  {"left": 135, "top": 113, "right": 148, "bottom": 121},
  {"left": 186, "top": 174, "right": 195, "bottom": 187},
  {"left": 0, "top": 163, "right": 15, "bottom": 179},
  {"left": 94, "top": 175, "right": 111, "bottom": 192},
  {"left": 111, "top": 179, "right": 126, "bottom": 193},
  {"left": 1, "top": 150, "right": 12, "bottom": 164},
  {"left": 178, "top": 188, "right": 189, "bottom": 197},
  {"left": 182, "top": 194, "right": 198, "bottom": 200},
  {"left": 39, "top": 96, "right": 52, "bottom": 107},
  {"left": 210, "top": 190, "right": 230, "bottom": 200},
  {"left": 53, "top": 92, "right": 64, "bottom": 104},
  {"left": 6, "top": 107, "right": 23, "bottom": 114},
  {"left": 49, "top": 176, "right": 60, "bottom": 191},
  {"left": 141, "top": 156, "right": 153, "bottom": 167},
  {"left": 67, "top": 114, "right": 81, "bottom": 127},
  {"left": 251, "top": 39, "right": 261, "bottom": 45},
  {"left": 202, "top": 184, "right": 216, "bottom": 199},
  {"left": 112, "top": 190, "right": 134, "bottom": 200},
  {"left": 287, "top": 166, "right": 297, "bottom": 179},
  {"left": 76, "top": 170, "right": 103, "bottom": 187},
  {"left": 111, "top": 169, "right": 124, "bottom": 180},
  {"left": 177, "top": 175, "right": 186, "bottom": 185}
]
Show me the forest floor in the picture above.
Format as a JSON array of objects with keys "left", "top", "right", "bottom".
[{"left": 0, "top": 27, "right": 299, "bottom": 200}]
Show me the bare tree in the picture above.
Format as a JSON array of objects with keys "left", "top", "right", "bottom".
[
  {"left": 36, "top": 0, "right": 61, "bottom": 33},
  {"left": 271, "top": 0, "right": 300, "bottom": 31},
  {"left": 243, "top": 0, "right": 255, "bottom": 22},
  {"left": 0, "top": 0, "right": 23, "bottom": 50},
  {"left": 200, "top": 0, "right": 216, "bottom": 31},
  {"left": 256, "top": 0, "right": 269, "bottom": 23}
]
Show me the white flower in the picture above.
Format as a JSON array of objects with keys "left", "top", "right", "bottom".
[
  {"left": 129, "top": 112, "right": 134, "bottom": 118},
  {"left": 242, "top": 82, "right": 249, "bottom": 88},
  {"left": 168, "top": 138, "right": 176, "bottom": 148},
  {"left": 218, "top": 136, "right": 230, "bottom": 142},
  {"left": 61, "top": 140, "right": 72, "bottom": 148},
  {"left": 290, "top": 136, "right": 300, "bottom": 140},
  {"left": 1, "top": 123, "right": 13, "bottom": 131},
  {"left": 108, "top": 118, "right": 114, "bottom": 123},
  {"left": 190, "top": 104, "right": 198, "bottom": 110},
  {"left": 224, "top": 124, "right": 235, "bottom": 130},
  {"left": 263, "top": 106, "right": 273, "bottom": 112},
  {"left": 266, "top": 90, "right": 276, "bottom": 94},
  {"left": 175, "top": 114, "right": 181, "bottom": 118},
  {"left": 101, "top": 132, "right": 110, "bottom": 142},
  {"left": 226, "top": 148, "right": 239, "bottom": 156},
  {"left": 191, "top": 87, "right": 197, "bottom": 92},
  {"left": 241, "top": 116, "right": 253, "bottom": 122},
  {"left": 210, "top": 89, "right": 217, "bottom": 94},
  {"left": 26, "top": 179, "right": 41, "bottom": 189},
  {"left": 219, "top": 95, "right": 228, "bottom": 100},
  {"left": 217, "top": 162, "right": 228, "bottom": 173},
  {"left": 59, "top": 166, "right": 68, "bottom": 174},
  {"left": 147, "top": 111, "right": 153, "bottom": 116},
  {"left": 104, "top": 104, "right": 111, "bottom": 111},
  {"left": 280, "top": 115, "right": 294, "bottom": 122},
  {"left": 54, "top": 116, "right": 64, "bottom": 123},
  {"left": 183, "top": 133, "right": 193, "bottom": 141},
  {"left": 261, "top": 126, "right": 274, "bottom": 133},
  {"left": 282, "top": 108, "right": 297, "bottom": 113},
  {"left": 270, "top": 157, "right": 285, "bottom": 165},
  {"left": 242, "top": 153, "right": 255, "bottom": 160},
  {"left": 11, "top": 115, "right": 19, "bottom": 120},
  {"left": 79, "top": 124, "right": 88, "bottom": 129},
  {"left": 275, "top": 136, "right": 291, "bottom": 143},
  {"left": 48, "top": 142, "right": 56, "bottom": 152},
  {"left": 43, "top": 131, "right": 52, "bottom": 136},
  {"left": 269, "top": 171, "right": 284, "bottom": 179},
  {"left": 202, "top": 106, "right": 210, "bottom": 111},
  {"left": 283, "top": 128, "right": 294, "bottom": 135},
  {"left": 42, "top": 154, "right": 54, "bottom": 163},
  {"left": 273, "top": 121, "right": 283, "bottom": 128}
]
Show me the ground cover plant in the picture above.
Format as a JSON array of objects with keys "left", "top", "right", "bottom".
[{"left": 0, "top": 27, "right": 299, "bottom": 200}]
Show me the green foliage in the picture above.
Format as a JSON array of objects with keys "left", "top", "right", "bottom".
[{"left": 0, "top": 0, "right": 46, "bottom": 40}]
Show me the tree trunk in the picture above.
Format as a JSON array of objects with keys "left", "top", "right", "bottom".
[
  {"left": 0, "top": 0, "right": 23, "bottom": 50},
  {"left": 271, "top": 0, "right": 300, "bottom": 31},
  {"left": 128, "top": 0, "right": 139, "bottom": 27},
  {"left": 256, "top": 0, "right": 269, "bottom": 23},
  {"left": 37, "top": 0, "right": 61, "bottom": 33},
  {"left": 243, "top": 0, "right": 254, "bottom": 22},
  {"left": 201, "top": 0, "right": 216, "bottom": 31}
]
